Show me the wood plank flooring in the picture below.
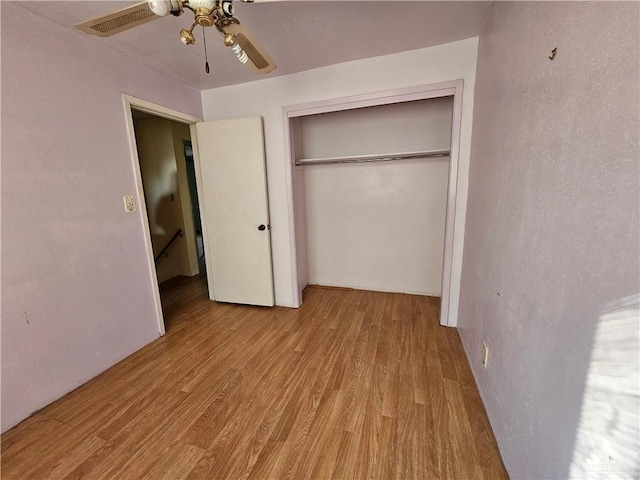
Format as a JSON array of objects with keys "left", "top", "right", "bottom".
[{"left": 1, "top": 276, "right": 508, "bottom": 479}]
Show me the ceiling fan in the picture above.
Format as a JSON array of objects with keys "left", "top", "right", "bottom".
[{"left": 76, "top": 0, "right": 276, "bottom": 75}]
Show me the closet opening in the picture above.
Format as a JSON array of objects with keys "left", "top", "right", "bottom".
[{"left": 284, "top": 81, "right": 464, "bottom": 326}]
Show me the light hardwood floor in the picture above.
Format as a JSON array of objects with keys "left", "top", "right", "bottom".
[{"left": 1, "top": 276, "right": 508, "bottom": 479}]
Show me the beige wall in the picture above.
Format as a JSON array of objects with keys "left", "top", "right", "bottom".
[
  {"left": 134, "top": 117, "right": 198, "bottom": 283},
  {"left": 171, "top": 122, "right": 200, "bottom": 277}
]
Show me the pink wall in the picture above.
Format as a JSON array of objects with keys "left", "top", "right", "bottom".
[
  {"left": 1, "top": 2, "right": 202, "bottom": 432},
  {"left": 459, "top": 2, "right": 639, "bottom": 478}
]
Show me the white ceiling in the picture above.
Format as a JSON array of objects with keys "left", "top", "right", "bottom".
[{"left": 20, "top": 1, "right": 492, "bottom": 90}]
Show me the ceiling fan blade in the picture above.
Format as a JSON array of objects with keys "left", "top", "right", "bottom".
[
  {"left": 223, "top": 21, "right": 277, "bottom": 74},
  {"left": 76, "top": 1, "right": 160, "bottom": 37}
]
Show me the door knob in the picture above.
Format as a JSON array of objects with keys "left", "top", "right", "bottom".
[{"left": 258, "top": 224, "right": 266, "bottom": 231}]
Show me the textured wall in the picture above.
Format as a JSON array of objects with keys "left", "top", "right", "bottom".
[
  {"left": 458, "top": 2, "right": 639, "bottom": 479},
  {"left": 1, "top": 2, "right": 202, "bottom": 432}
]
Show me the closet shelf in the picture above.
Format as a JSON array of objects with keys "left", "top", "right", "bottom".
[{"left": 295, "top": 149, "right": 450, "bottom": 166}]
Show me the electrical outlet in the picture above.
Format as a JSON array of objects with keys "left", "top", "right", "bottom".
[{"left": 482, "top": 342, "right": 489, "bottom": 368}]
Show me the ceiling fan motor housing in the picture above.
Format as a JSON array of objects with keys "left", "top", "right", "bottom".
[
  {"left": 194, "top": 8, "right": 215, "bottom": 26},
  {"left": 188, "top": 0, "right": 217, "bottom": 12}
]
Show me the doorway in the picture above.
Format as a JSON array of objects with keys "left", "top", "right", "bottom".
[
  {"left": 124, "top": 95, "right": 275, "bottom": 334},
  {"left": 123, "top": 95, "right": 204, "bottom": 335},
  {"left": 131, "top": 109, "right": 208, "bottom": 329},
  {"left": 131, "top": 111, "right": 200, "bottom": 281}
]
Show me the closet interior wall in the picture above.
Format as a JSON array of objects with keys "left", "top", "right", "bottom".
[{"left": 294, "top": 97, "right": 454, "bottom": 297}]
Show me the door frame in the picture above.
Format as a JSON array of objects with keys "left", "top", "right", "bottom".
[
  {"left": 122, "top": 94, "right": 203, "bottom": 335},
  {"left": 282, "top": 80, "right": 464, "bottom": 327}
]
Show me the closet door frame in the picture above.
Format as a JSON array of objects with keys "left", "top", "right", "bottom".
[{"left": 283, "top": 80, "right": 463, "bottom": 327}]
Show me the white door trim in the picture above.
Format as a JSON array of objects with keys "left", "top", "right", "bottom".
[
  {"left": 122, "top": 94, "right": 203, "bottom": 335},
  {"left": 282, "top": 80, "right": 464, "bottom": 326}
]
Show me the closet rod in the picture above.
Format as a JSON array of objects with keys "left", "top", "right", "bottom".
[{"left": 295, "top": 149, "right": 450, "bottom": 166}]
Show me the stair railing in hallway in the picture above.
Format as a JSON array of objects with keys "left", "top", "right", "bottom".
[{"left": 154, "top": 229, "right": 183, "bottom": 263}]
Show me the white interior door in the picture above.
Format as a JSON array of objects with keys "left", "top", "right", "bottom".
[{"left": 194, "top": 116, "right": 274, "bottom": 306}]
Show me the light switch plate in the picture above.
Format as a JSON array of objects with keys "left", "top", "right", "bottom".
[{"left": 123, "top": 195, "right": 136, "bottom": 213}]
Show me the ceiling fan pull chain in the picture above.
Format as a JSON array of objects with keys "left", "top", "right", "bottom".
[{"left": 202, "top": 25, "right": 210, "bottom": 74}]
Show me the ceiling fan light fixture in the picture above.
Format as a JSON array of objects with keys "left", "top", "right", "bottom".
[
  {"left": 232, "top": 43, "right": 249, "bottom": 64},
  {"left": 180, "top": 28, "right": 196, "bottom": 44},
  {"left": 220, "top": 1, "right": 234, "bottom": 17},
  {"left": 224, "top": 34, "right": 248, "bottom": 64},
  {"left": 148, "top": 0, "right": 170, "bottom": 16},
  {"left": 77, "top": 0, "right": 275, "bottom": 73}
]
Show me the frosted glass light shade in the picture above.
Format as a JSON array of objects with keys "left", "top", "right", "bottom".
[
  {"left": 188, "top": 0, "right": 216, "bottom": 10},
  {"left": 148, "top": 0, "right": 171, "bottom": 16}
]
